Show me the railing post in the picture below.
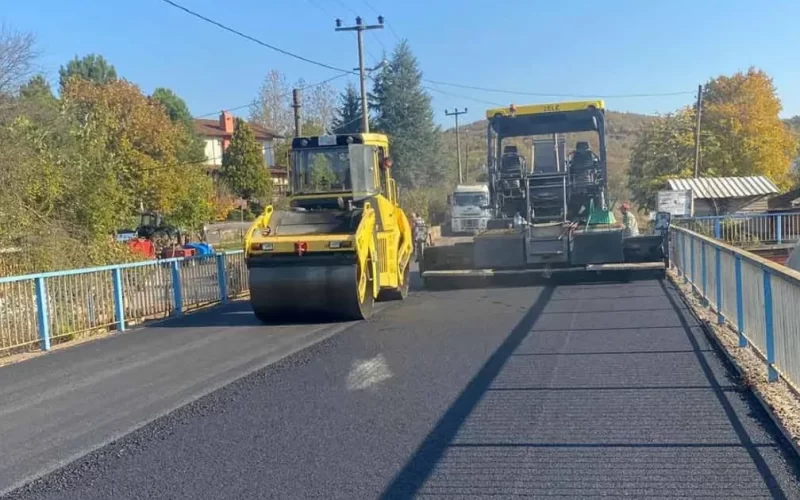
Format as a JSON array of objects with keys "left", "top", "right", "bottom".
[
  {"left": 217, "top": 253, "right": 228, "bottom": 304},
  {"left": 682, "top": 231, "right": 688, "bottom": 282},
  {"left": 700, "top": 241, "right": 708, "bottom": 305},
  {"left": 734, "top": 256, "right": 746, "bottom": 347},
  {"left": 112, "top": 268, "right": 126, "bottom": 332},
  {"left": 690, "top": 236, "right": 697, "bottom": 292},
  {"left": 777, "top": 214, "right": 783, "bottom": 244},
  {"left": 762, "top": 269, "right": 778, "bottom": 382},
  {"left": 713, "top": 218, "right": 722, "bottom": 239},
  {"left": 171, "top": 260, "right": 183, "bottom": 317},
  {"left": 34, "top": 277, "right": 51, "bottom": 351},
  {"left": 715, "top": 248, "right": 724, "bottom": 324}
]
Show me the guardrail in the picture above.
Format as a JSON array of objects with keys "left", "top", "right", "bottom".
[
  {"left": 675, "top": 212, "right": 800, "bottom": 246},
  {"left": 670, "top": 226, "right": 800, "bottom": 390},
  {"left": 0, "top": 251, "right": 248, "bottom": 355}
]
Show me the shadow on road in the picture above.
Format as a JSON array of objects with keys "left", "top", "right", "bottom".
[
  {"left": 659, "top": 280, "right": 800, "bottom": 499},
  {"left": 379, "top": 285, "right": 556, "bottom": 498},
  {"left": 378, "top": 279, "right": 800, "bottom": 499}
]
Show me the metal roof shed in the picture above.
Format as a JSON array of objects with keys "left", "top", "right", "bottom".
[{"left": 665, "top": 176, "right": 779, "bottom": 216}]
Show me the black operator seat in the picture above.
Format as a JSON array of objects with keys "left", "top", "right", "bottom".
[
  {"left": 501, "top": 145, "right": 525, "bottom": 176},
  {"left": 570, "top": 141, "right": 597, "bottom": 171}
]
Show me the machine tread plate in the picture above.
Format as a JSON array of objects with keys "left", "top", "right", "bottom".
[
  {"left": 421, "top": 261, "right": 665, "bottom": 278},
  {"left": 586, "top": 262, "right": 666, "bottom": 271}
]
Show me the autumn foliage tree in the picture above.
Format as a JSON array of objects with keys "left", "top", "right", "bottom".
[
  {"left": 628, "top": 67, "right": 798, "bottom": 209},
  {"left": 701, "top": 68, "right": 797, "bottom": 189},
  {"left": 0, "top": 30, "right": 221, "bottom": 273},
  {"left": 61, "top": 78, "right": 214, "bottom": 229}
]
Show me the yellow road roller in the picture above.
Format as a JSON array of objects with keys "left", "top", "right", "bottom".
[{"left": 243, "top": 133, "right": 413, "bottom": 322}]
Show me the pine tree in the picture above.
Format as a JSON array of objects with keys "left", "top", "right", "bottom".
[
  {"left": 371, "top": 41, "right": 444, "bottom": 188},
  {"left": 332, "top": 82, "right": 365, "bottom": 134},
  {"left": 58, "top": 54, "right": 117, "bottom": 91},
  {"left": 220, "top": 118, "right": 273, "bottom": 202}
]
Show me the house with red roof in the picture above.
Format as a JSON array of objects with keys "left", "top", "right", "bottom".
[{"left": 194, "top": 111, "right": 288, "bottom": 195}]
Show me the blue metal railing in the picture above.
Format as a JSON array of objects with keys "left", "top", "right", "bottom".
[
  {"left": 675, "top": 212, "right": 800, "bottom": 246},
  {"left": 670, "top": 226, "right": 800, "bottom": 388},
  {"left": 0, "top": 251, "right": 248, "bottom": 355}
]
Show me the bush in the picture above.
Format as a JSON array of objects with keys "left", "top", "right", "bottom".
[{"left": 399, "top": 186, "right": 451, "bottom": 225}]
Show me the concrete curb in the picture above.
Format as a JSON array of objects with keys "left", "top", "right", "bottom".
[{"left": 666, "top": 271, "right": 800, "bottom": 460}]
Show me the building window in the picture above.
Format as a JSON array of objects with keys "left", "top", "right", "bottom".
[{"left": 263, "top": 142, "right": 275, "bottom": 166}]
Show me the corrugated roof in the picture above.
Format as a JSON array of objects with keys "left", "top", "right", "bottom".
[{"left": 666, "top": 176, "right": 779, "bottom": 199}]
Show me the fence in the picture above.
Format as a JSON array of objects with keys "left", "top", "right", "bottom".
[
  {"left": 0, "top": 251, "right": 249, "bottom": 356},
  {"left": 675, "top": 212, "right": 800, "bottom": 247},
  {"left": 670, "top": 226, "right": 800, "bottom": 391}
]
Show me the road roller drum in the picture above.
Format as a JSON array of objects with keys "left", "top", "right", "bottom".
[{"left": 248, "top": 257, "right": 374, "bottom": 322}]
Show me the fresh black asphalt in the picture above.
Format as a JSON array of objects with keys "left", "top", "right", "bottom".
[{"left": 2, "top": 277, "right": 800, "bottom": 499}]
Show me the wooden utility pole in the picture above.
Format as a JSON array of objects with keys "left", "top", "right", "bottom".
[
  {"left": 336, "top": 16, "right": 385, "bottom": 133},
  {"left": 446, "top": 108, "right": 468, "bottom": 183},
  {"left": 292, "top": 88, "right": 302, "bottom": 136},
  {"left": 694, "top": 84, "right": 703, "bottom": 178}
]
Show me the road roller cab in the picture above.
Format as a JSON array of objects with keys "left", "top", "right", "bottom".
[{"left": 244, "top": 133, "right": 413, "bottom": 322}]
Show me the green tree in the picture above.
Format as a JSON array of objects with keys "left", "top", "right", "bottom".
[
  {"left": 627, "top": 110, "right": 697, "bottom": 209},
  {"left": 151, "top": 87, "right": 193, "bottom": 127},
  {"left": 371, "top": 40, "right": 443, "bottom": 188},
  {"left": 59, "top": 53, "right": 117, "bottom": 91},
  {"left": 332, "top": 82, "right": 364, "bottom": 134},
  {"left": 220, "top": 118, "right": 272, "bottom": 202},
  {"left": 151, "top": 87, "right": 206, "bottom": 163},
  {"left": 309, "top": 154, "right": 336, "bottom": 191},
  {"left": 19, "top": 75, "right": 53, "bottom": 101}
]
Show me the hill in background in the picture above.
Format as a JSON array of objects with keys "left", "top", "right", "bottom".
[{"left": 440, "top": 110, "right": 655, "bottom": 201}]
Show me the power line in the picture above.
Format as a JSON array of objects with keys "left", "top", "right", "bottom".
[
  {"left": 160, "top": 0, "right": 693, "bottom": 101},
  {"left": 306, "top": 0, "right": 334, "bottom": 17},
  {"left": 360, "top": 0, "right": 402, "bottom": 41},
  {"left": 421, "top": 79, "right": 696, "bottom": 99},
  {"left": 423, "top": 85, "right": 504, "bottom": 106},
  {"left": 159, "top": 0, "right": 352, "bottom": 74},
  {"left": 195, "top": 72, "right": 354, "bottom": 118},
  {"left": 331, "top": 0, "right": 384, "bottom": 62},
  {"left": 334, "top": 0, "right": 358, "bottom": 16}
]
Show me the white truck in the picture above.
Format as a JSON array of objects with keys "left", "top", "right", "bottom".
[{"left": 448, "top": 184, "right": 492, "bottom": 235}]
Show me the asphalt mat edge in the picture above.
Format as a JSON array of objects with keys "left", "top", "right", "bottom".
[
  {"left": 664, "top": 274, "right": 800, "bottom": 476},
  {"left": 0, "top": 316, "right": 354, "bottom": 499}
]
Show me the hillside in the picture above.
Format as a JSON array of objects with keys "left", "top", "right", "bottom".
[{"left": 440, "top": 110, "right": 655, "bottom": 200}]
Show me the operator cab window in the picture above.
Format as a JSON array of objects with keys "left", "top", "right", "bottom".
[{"left": 292, "top": 148, "right": 352, "bottom": 193}]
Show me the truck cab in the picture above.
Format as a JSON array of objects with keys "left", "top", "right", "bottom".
[{"left": 449, "top": 184, "right": 491, "bottom": 235}]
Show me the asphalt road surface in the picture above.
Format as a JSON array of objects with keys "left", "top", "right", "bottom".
[{"left": 2, "top": 275, "right": 800, "bottom": 499}]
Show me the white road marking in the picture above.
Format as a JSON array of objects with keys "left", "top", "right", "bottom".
[{"left": 346, "top": 354, "right": 393, "bottom": 391}]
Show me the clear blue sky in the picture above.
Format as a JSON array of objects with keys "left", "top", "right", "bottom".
[{"left": 5, "top": 0, "right": 800, "bottom": 127}]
